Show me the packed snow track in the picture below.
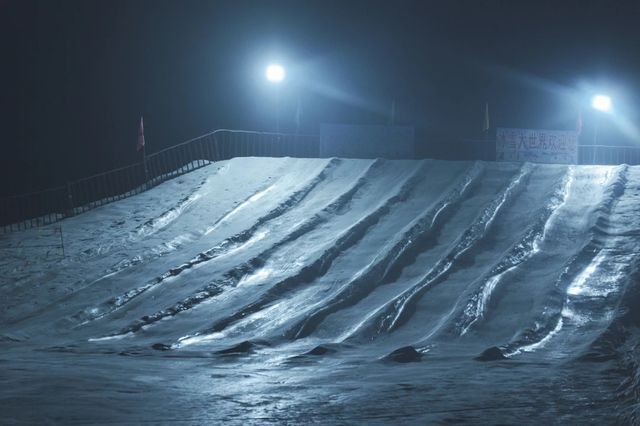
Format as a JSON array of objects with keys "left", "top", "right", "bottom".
[{"left": 2, "top": 157, "right": 640, "bottom": 424}]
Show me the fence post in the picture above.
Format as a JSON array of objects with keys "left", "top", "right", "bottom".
[
  {"left": 204, "top": 136, "right": 213, "bottom": 162},
  {"left": 188, "top": 143, "right": 194, "bottom": 170},
  {"left": 197, "top": 139, "right": 204, "bottom": 167},
  {"left": 65, "top": 182, "right": 75, "bottom": 218},
  {"left": 213, "top": 134, "right": 221, "bottom": 161},
  {"left": 59, "top": 223, "right": 66, "bottom": 259}
]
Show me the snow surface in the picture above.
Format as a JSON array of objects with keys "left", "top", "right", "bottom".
[{"left": 1, "top": 157, "right": 640, "bottom": 424}]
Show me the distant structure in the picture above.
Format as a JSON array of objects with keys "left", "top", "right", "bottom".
[{"left": 320, "top": 124, "right": 414, "bottom": 159}]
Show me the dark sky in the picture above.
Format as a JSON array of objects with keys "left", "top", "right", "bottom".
[{"left": 1, "top": 0, "right": 640, "bottom": 196}]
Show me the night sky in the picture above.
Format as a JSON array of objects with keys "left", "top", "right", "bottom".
[{"left": 1, "top": 0, "right": 639, "bottom": 196}]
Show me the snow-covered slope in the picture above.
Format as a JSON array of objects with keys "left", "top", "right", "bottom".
[{"left": 1, "top": 157, "right": 639, "bottom": 424}]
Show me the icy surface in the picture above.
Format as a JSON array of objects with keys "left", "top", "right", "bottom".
[{"left": 1, "top": 157, "right": 639, "bottom": 424}]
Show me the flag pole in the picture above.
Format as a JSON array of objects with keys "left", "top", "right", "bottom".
[
  {"left": 143, "top": 143, "right": 149, "bottom": 187},
  {"left": 138, "top": 116, "right": 149, "bottom": 187},
  {"left": 482, "top": 102, "right": 490, "bottom": 161},
  {"left": 295, "top": 97, "right": 301, "bottom": 136}
]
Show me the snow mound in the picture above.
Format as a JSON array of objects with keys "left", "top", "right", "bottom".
[{"left": 2, "top": 157, "right": 639, "bottom": 424}]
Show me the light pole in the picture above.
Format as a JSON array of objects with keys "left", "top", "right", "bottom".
[
  {"left": 590, "top": 94, "right": 612, "bottom": 164},
  {"left": 265, "top": 63, "right": 285, "bottom": 133},
  {"left": 591, "top": 94, "right": 612, "bottom": 143}
]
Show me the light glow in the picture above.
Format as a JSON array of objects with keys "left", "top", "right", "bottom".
[
  {"left": 591, "top": 94, "right": 612, "bottom": 112},
  {"left": 265, "top": 63, "right": 285, "bottom": 83}
]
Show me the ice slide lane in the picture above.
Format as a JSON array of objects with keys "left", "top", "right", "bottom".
[
  {"left": 0, "top": 165, "right": 219, "bottom": 325},
  {"left": 171, "top": 161, "right": 480, "bottom": 344},
  {"left": 384, "top": 165, "right": 628, "bottom": 358},
  {"left": 87, "top": 159, "right": 420, "bottom": 341},
  {"left": 0, "top": 158, "right": 309, "bottom": 329},
  {"left": 116, "top": 161, "right": 528, "bottom": 348},
  {"left": 123, "top": 160, "right": 427, "bottom": 345},
  {"left": 496, "top": 165, "right": 631, "bottom": 358},
  {"left": 70, "top": 158, "right": 344, "bottom": 326},
  {"left": 286, "top": 162, "right": 486, "bottom": 340},
  {"left": 407, "top": 166, "right": 622, "bottom": 349},
  {"left": 5, "top": 159, "right": 639, "bottom": 366},
  {"left": 203, "top": 162, "right": 569, "bottom": 346},
  {"left": 582, "top": 168, "right": 640, "bottom": 422},
  {"left": 453, "top": 167, "right": 574, "bottom": 336},
  {"left": 408, "top": 165, "right": 631, "bottom": 359},
  {"left": 95, "top": 157, "right": 336, "bottom": 282},
  {"left": 74, "top": 161, "right": 547, "bottom": 347},
  {"left": 452, "top": 166, "right": 618, "bottom": 347},
  {"left": 4, "top": 158, "right": 341, "bottom": 336},
  {"left": 2, "top": 159, "right": 640, "bottom": 426},
  {"left": 337, "top": 162, "right": 535, "bottom": 343},
  {"left": 164, "top": 160, "right": 438, "bottom": 347},
  {"left": 95, "top": 157, "right": 330, "bottom": 271},
  {"left": 313, "top": 163, "right": 564, "bottom": 346},
  {"left": 309, "top": 164, "right": 632, "bottom": 362}
]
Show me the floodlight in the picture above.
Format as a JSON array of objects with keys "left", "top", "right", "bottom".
[
  {"left": 265, "top": 64, "right": 285, "bottom": 83},
  {"left": 591, "top": 95, "right": 612, "bottom": 112}
]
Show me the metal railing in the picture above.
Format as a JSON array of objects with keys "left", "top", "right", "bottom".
[
  {"left": 456, "top": 140, "right": 640, "bottom": 165},
  {"left": 578, "top": 144, "right": 640, "bottom": 165},
  {"left": 0, "top": 130, "right": 320, "bottom": 233},
  {"left": 1, "top": 129, "right": 639, "bottom": 234}
]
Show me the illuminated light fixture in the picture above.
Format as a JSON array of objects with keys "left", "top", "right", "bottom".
[
  {"left": 591, "top": 95, "right": 612, "bottom": 112},
  {"left": 265, "top": 64, "right": 285, "bottom": 83}
]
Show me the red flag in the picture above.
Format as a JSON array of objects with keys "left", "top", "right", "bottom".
[{"left": 137, "top": 116, "right": 145, "bottom": 151}]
